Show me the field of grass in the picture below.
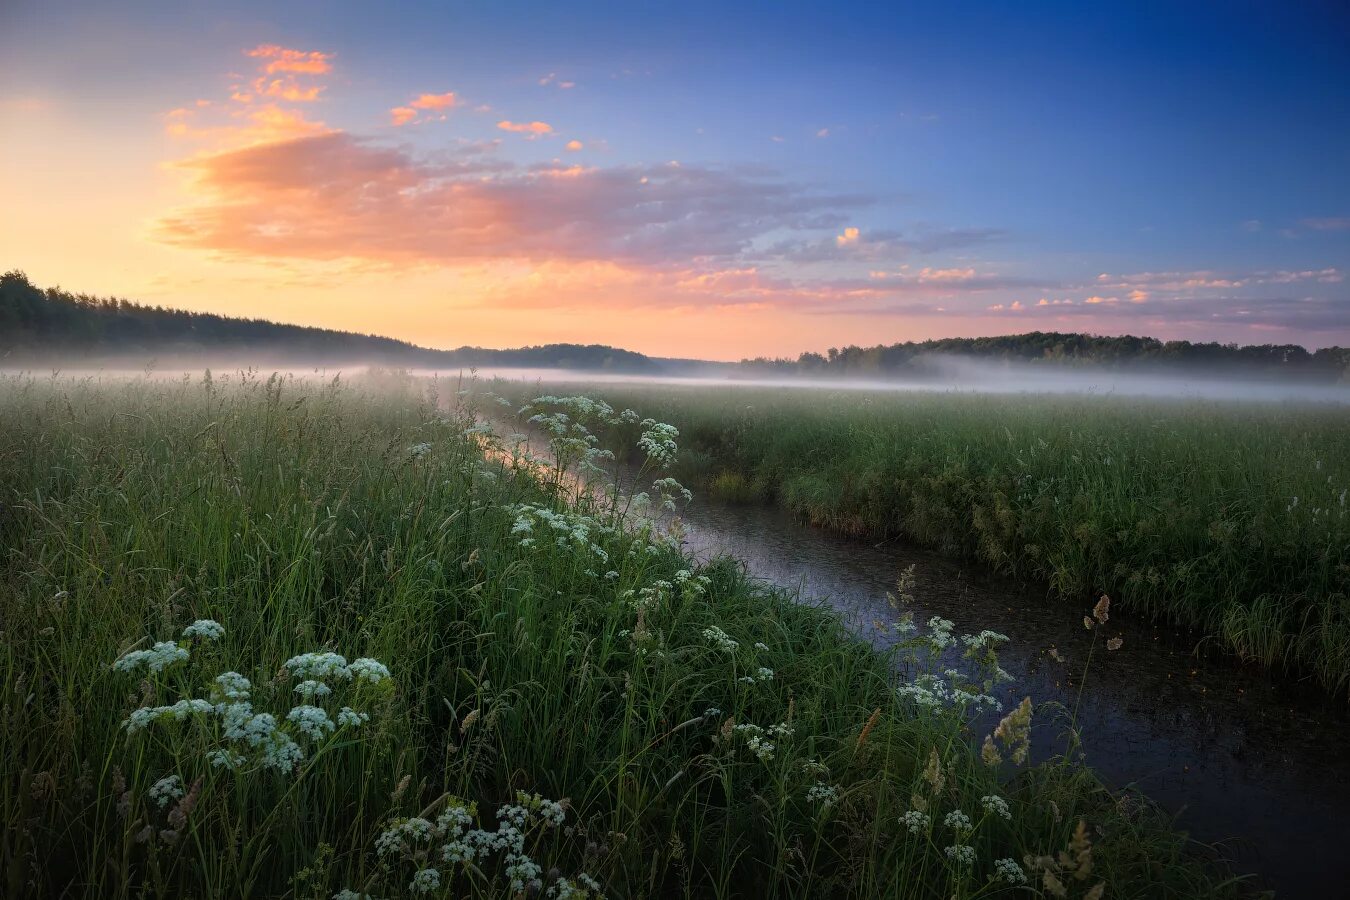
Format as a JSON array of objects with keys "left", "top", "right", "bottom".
[
  {"left": 486, "top": 381, "right": 1350, "bottom": 700},
  {"left": 0, "top": 373, "right": 1243, "bottom": 898}
]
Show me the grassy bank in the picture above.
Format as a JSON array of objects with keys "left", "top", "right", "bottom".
[
  {"left": 488, "top": 381, "right": 1350, "bottom": 700},
  {"left": 0, "top": 374, "right": 1239, "bottom": 898}
]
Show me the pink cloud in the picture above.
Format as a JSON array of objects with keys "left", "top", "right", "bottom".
[
  {"left": 497, "top": 120, "right": 553, "bottom": 135},
  {"left": 245, "top": 45, "right": 334, "bottom": 75},
  {"left": 565, "top": 140, "right": 584, "bottom": 151},
  {"left": 410, "top": 92, "right": 458, "bottom": 110},
  {"left": 390, "top": 107, "right": 417, "bottom": 127}
]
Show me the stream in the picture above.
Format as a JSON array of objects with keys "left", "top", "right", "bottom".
[{"left": 670, "top": 497, "right": 1350, "bottom": 896}]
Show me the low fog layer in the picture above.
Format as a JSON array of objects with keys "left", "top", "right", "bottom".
[
  {"left": 433, "top": 355, "right": 1350, "bottom": 406},
  {"left": 7, "top": 353, "right": 1350, "bottom": 405}
]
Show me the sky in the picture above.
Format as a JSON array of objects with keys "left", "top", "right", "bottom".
[{"left": 2, "top": 0, "right": 1348, "bottom": 360}]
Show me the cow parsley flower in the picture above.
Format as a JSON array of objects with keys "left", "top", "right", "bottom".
[
  {"left": 208, "top": 749, "right": 246, "bottom": 769},
  {"left": 944, "top": 844, "right": 976, "bottom": 866},
  {"left": 261, "top": 732, "right": 304, "bottom": 773},
  {"left": 377, "top": 818, "right": 434, "bottom": 857},
  {"left": 806, "top": 783, "right": 839, "bottom": 806},
  {"left": 148, "top": 775, "right": 184, "bottom": 808},
  {"left": 943, "top": 809, "right": 973, "bottom": 833},
  {"left": 182, "top": 619, "right": 225, "bottom": 641},
  {"left": 900, "top": 810, "right": 930, "bottom": 834},
  {"left": 348, "top": 657, "right": 391, "bottom": 684},
  {"left": 994, "top": 857, "right": 1027, "bottom": 884},
  {"left": 702, "top": 626, "right": 739, "bottom": 653},
  {"left": 284, "top": 652, "right": 351, "bottom": 681},
  {"left": 113, "top": 641, "right": 189, "bottom": 674},
  {"left": 287, "top": 704, "right": 335, "bottom": 741},
  {"left": 409, "top": 867, "right": 441, "bottom": 893},
  {"left": 980, "top": 794, "right": 1012, "bottom": 821},
  {"left": 337, "top": 707, "right": 369, "bottom": 727},
  {"left": 293, "top": 679, "right": 332, "bottom": 698},
  {"left": 215, "top": 671, "right": 251, "bottom": 700},
  {"left": 504, "top": 854, "right": 542, "bottom": 892}
]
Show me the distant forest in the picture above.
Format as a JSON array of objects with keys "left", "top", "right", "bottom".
[
  {"left": 4, "top": 270, "right": 1348, "bottom": 380},
  {"left": 742, "top": 331, "right": 1350, "bottom": 381},
  {"left": 0, "top": 271, "right": 663, "bottom": 372}
]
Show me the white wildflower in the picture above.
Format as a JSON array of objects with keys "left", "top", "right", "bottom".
[
  {"left": 337, "top": 707, "right": 369, "bottom": 727},
  {"left": 348, "top": 657, "right": 391, "bottom": 684},
  {"left": 376, "top": 817, "right": 434, "bottom": 857},
  {"left": 287, "top": 704, "right": 336, "bottom": 740},
  {"left": 944, "top": 843, "right": 976, "bottom": 866},
  {"left": 980, "top": 794, "right": 1012, "bottom": 821},
  {"left": 148, "top": 775, "right": 184, "bottom": 808},
  {"left": 208, "top": 748, "right": 247, "bottom": 769},
  {"left": 182, "top": 619, "right": 225, "bottom": 641},
  {"left": 283, "top": 652, "right": 351, "bottom": 681},
  {"left": 702, "top": 626, "right": 739, "bottom": 653},
  {"left": 261, "top": 732, "right": 304, "bottom": 773},
  {"left": 995, "top": 857, "right": 1027, "bottom": 884},
  {"left": 113, "top": 641, "right": 189, "bottom": 674},
  {"left": 806, "top": 783, "right": 839, "bottom": 806},
  {"left": 944, "top": 809, "right": 973, "bottom": 833},
  {"left": 409, "top": 867, "right": 441, "bottom": 893},
  {"left": 293, "top": 679, "right": 332, "bottom": 698},
  {"left": 900, "top": 810, "right": 930, "bottom": 834},
  {"left": 214, "top": 671, "right": 251, "bottom": 700}
]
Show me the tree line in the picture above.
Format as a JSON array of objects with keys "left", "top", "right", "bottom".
[
  {"left": 4, "top": 270, "right": 1347, "bottom": 380},
  {"left": 741, "top": 331, "right": 1350, "bottom": 381},
  {"left": 0, "top": 271, "right": 659, "bottom": 372}
]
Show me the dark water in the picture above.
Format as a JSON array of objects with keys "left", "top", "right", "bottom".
[{"left": 671, "top": 500, "right": 1350, "bottom": 897}]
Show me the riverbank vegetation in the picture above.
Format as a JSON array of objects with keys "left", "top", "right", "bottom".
[
  {"left": 0, "top": 373, "right": 1242, "bottom": 897},
  {"left": 488, "top": 381, "right": 1350, "bottom": 701}
]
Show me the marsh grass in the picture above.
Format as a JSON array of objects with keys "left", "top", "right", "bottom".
[
  {"left": 498, "top": 381, "right": 1350, "bottom": 699},
  {"left": 0, "top": 372, "right": 1241, "bottom": 897}
]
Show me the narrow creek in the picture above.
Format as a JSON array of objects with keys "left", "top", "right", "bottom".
[{"left": 670, "top": 497, "right": 1350, "bottom": 896}]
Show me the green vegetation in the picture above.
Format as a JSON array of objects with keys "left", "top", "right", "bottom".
[
  {"left": 0, "top": 373, "right": 1240, "bottom": 898},
  {"left": 492, "top": 382, "right": 1350, "bottom": 699}
]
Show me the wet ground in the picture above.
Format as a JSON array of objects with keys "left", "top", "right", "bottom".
[{"left": 673, "top": 499, "right": 1350, "bottom": 897}]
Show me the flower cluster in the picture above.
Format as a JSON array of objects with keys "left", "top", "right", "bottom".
[
  {"left": 507, "top": 503, "right": 617, "bottom": 562},
  {"left": 113, "top": 620, "right": 388, "bottom": 777},
  {"left": 367, "top": 792, "right": 600, "bottom": 898},
  {"left": 702, "top": 625, "right": 739, "bottom": 654}
]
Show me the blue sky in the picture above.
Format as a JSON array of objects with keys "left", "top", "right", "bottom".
[{"left": 2, "top": 0, "right": 1347, "bottom": 356}]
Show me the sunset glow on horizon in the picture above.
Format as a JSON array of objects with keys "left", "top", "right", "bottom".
[{"left": 2, "top": 1, "right": 1348, "bottom": 359}]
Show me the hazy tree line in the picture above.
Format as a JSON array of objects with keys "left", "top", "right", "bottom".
[
  {"left": 742, "top": 331, "right": 1350, "bottom": 381},
  {"left": 0, "top": 271, "right": 658, "bottom": 372},
  {"left": 5, "top": 270, "right": 1347, "bottom": 379}
]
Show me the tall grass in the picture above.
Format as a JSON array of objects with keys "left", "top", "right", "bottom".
[
  {"left": 0, "top": 373, "right": 1240, "bottom": 898},
  {"left": 487, "top": 381, "right": 1350, "bottom": 700}
]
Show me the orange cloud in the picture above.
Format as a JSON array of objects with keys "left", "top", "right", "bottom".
[
  {"left": 245, "top": 45, "right": 334, "bottom": 75},
  {"left": 836, "top": 227, "right": 860, "bottom": 247},
  {"left": 565, "top": 140, "right": 584, "bottom": 151},
  {"left": 497, "top": 120, "right": 553, "bottom": 135},
  {"left": 252, "top": 77, "right": 323, "bottom": 102},
  {"left": 410, "top": 92, "right": 458, "bottom": 110},
  {"left": 390, "top": 106, "right": 417, "bottom": 126}
]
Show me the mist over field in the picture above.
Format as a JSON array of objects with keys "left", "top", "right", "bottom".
[{"left": 454, "top": 356, "right": 1350, "bottom": 405}]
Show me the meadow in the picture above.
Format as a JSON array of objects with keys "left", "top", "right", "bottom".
[
  {"left": 485, "top": 381, "right": 1350, "bottom": 700},
  {"left": 0, "top": 372, "right": 1243, "bottom": 898}
]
